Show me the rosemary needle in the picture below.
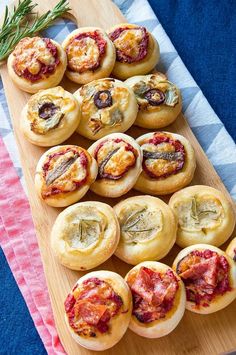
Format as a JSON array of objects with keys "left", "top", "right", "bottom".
[{"left": 0, "top": 0, "right": 71, "bottom": 61}]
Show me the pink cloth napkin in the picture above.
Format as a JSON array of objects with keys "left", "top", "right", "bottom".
[{"left": 0, "top": 137, "right": 65, "bottom": 355}]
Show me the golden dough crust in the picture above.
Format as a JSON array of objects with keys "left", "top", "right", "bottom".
[
  {"left": 114, "top": 195, "right": 177, "bottom": 264},
  {"left": 125, "top": 73, "right": 182, "bottom": 129},
  {"left": 7, "top": 37, "right": 67, "bottom": 93},
  {"left": 88, "top": 133, "right": 142, "bottom": 198},
  {"left": 51, "top": 201, "right": 120, "bottom": 270},
  {"left": 169, "top": 185, "right": 235, "bottom": 248},
  {"left": 172, "top": 244, "right": 236, "bottom": 314},
  {"left": 74, "top": 78, "right": 138, "bottom": 140},
  {"left": 226, "top": 237, "right": 236, "bottom": 261},
  {"left": 107, "top": 23, "right": 160, "bottom": 80},
  {"left": 20, "top": 86, "right": 81, "bottom": 147},
  {"left": 64, "top": 271, "right": 132, "bottom": 351},
  {"left": 125, "top": 261, "right": 186, "bottom": 338},
  {"left": 35, "top": 145, "right": 98, "bottom": 207},
  {"left": 134, "top": 131, "right": 196, "bottom": 195},
  {"left": 62, "top": 27, "right": 116, "bottom": 84}
]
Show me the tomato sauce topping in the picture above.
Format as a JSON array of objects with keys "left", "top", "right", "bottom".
[
  {"left": 109, "top": 26, "right": 149, "bottom": 63},
  {"left": 94, "top": 138, "right": 137, "bottom": 180},
  {"left": 141, "top": 132, "right": 185, "bottom": 179},
  {"left": 66, "top": 31, "right": 107, "bottom": 73},
  {"left": 127, "top": 267, "right": 179, "bottom": 323},
  {"left": 64, "top": 277, "right": 124, "bottom": 337},
  {"left": 13, "top": 37, "right": 60, "bottom": 82},
  {"left": 176, "top": 249, "right": 231, "bottom": 307},
  {"left": 41, "top": 147, "right": 89, "bottom": 198}
]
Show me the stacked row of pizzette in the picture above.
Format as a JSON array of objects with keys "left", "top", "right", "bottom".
[{"left": 7, "top": 23, "right": 236, "bottom": 351}]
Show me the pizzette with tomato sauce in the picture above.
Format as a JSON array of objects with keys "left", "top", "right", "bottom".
[
  {"left": 35, "top": 145, "right": 97, "bottom": 207},
  {"left": 173, "top": 244, "right": 236, "bottom": 314},
  {"left": 64, "top": 271, "right": 132, "bottom": 351},
  {"left": 88, "top": 133, "right": 142, "bottom": 198},
  {"left": 134, "top": 131, "right": 196, "bottom": 195},
  {"left": 125, "top": 261, "right": 186, "bottom": 338},
  {"left": 7, "top": 37, "right": 67, "bottom": 93},
  {"left": 62, "top": 27, "right": 116, "bottom": 84},
  {"left": 107, "top": 23, "right": 160, "bottom": 80}
]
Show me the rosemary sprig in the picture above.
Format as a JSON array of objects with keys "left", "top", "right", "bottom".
[
  {"left": 0, "top": 0, "right": 36, "bottom": 41},
  {"left": 0, "top": 0, "right": 71, "bottom": 61}
]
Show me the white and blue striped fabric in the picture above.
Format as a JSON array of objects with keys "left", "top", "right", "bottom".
[{"left": 0, "top": 0, "right": 235, "bottom": 199}]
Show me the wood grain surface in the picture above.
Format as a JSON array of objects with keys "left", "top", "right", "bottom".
[{"left": 0, "top": 1, "right": 235, "bottom": 354}]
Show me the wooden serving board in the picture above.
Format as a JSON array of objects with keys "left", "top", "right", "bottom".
[{"left": 1, "top": 1, "right": 236, "bottom": 354}]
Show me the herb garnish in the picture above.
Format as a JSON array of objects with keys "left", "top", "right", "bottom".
[{"left": 0, "top": 0, "right": 71, "bottom": 61}]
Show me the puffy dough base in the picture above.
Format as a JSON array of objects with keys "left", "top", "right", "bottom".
[
  {"left": 64, "top": 270, "right": 132, "bottom": 351},
  {"left": 114, "top": 195, "right": 177, "bottom": 265},
  {"left": 134, "top": 131, "right": 196, "bottom": 195},
  {"left": 20, "top": 88, "right": 81, "bottom": 147},
  {"left": 88, "top": 133, "right": 142, "bottom": 198},
  {"left": 62, "top": 27, "right": 116, "bottom": 85},
  {"left": 125, "top": 76, "right": 182, "bottom": 129},
  {"left": 172, "top": 244, "right": 236, "bottom": 314},
  {"left": 7, "top": 40, "right": 67, "bottom": 94},
  {"left": 51, "top": 201, "right": 120, "bottom": 270},
  {"left": 108, "top": 24, "right": 160, "bottom": 80},
  {"left": 35, "top": 145, "right": 98, "bottom": 207},
  {"left": 125, "top": 261, "right": 186, "bottom": 338},
  {"left": 74, "top": 79, "right": 138, "bottom": 140},
  {"left": 226, "top": 237, "right": 236, "bottom": 261},
  {"left": 169, "top": 185, "right": 236, "bottom": 248}
]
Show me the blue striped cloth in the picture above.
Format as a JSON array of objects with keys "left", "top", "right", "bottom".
[{"left": 0, "top": 0, "right": 235, "bottom": 200}]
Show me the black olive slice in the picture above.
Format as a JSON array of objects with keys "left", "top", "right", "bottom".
[
  {"left": 38, "top": 102, "right": 59, "bottom": 119},
  {"left": 144, "top": 89, "right": 165, "bottom": 106},
  {"left": 94, "top": 90, "right": 113, "bottom": 109}
]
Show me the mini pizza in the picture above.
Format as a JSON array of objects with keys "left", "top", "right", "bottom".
[
  {"left": 64, "top": 270, "right": 132, "bottom": 350},
  {"left": 88, "top": 133, "right": 142, "bottom": 198},
  {"left": 134, "top": 131, "right": 196, "bottom": 195},
  {"left": 114, "top": 195, "right": 177, "bottom": 265},
  {"left": 107, "top": 23, "right": 160, "bottom": 80},
  {"left": 35, "top": 145, "right": 97, "bottom": 207},
  {"left": 125, "top": 72, "right": 182, "bottom": 129},
  {"left": 20, "top": 86, "right": 80, "bottom": 147},
  {"left": 169, "top": 185, "right": 235, "bottom": 248},
  {"left": 125, "top": 261, "right": 186, "bottom": 338},
  {"left": 226, "top": 238, "right": 236, "bottom": 262},
  {"left": 74, "top": 78, "right": 138, "bottom": 140},
  {"left": 51, "top": 201, "right": 120, "bottom": 270},
  {"left": 7, "top": 37, "right": 67, "bottom": 93},
  {"left": 62, "top": 27, "right": 116, "bottom": 84},
  {"left": 173, "top": 244, "right": 236, "bottom": 314}
]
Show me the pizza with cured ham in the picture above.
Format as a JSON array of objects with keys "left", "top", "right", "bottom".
[
  {"left": 125, "top": 261, "right": 186, "bottom": 338},
  {"left": 64, "top": 271, "right": 132, "bottom": 351},
  {"left": 173, "top": 244, "right": 236, "bottom": 314}
]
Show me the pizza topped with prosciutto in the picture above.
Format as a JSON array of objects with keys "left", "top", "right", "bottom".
[
  {"left": 125, "top": 261, "right": 186, "bottom": 338},
  {"left": 64, "top": 271, "right": 132, "bottom": 351},
  {"left": 173, "top": 245, "right": 236, "bottom": 314}
]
